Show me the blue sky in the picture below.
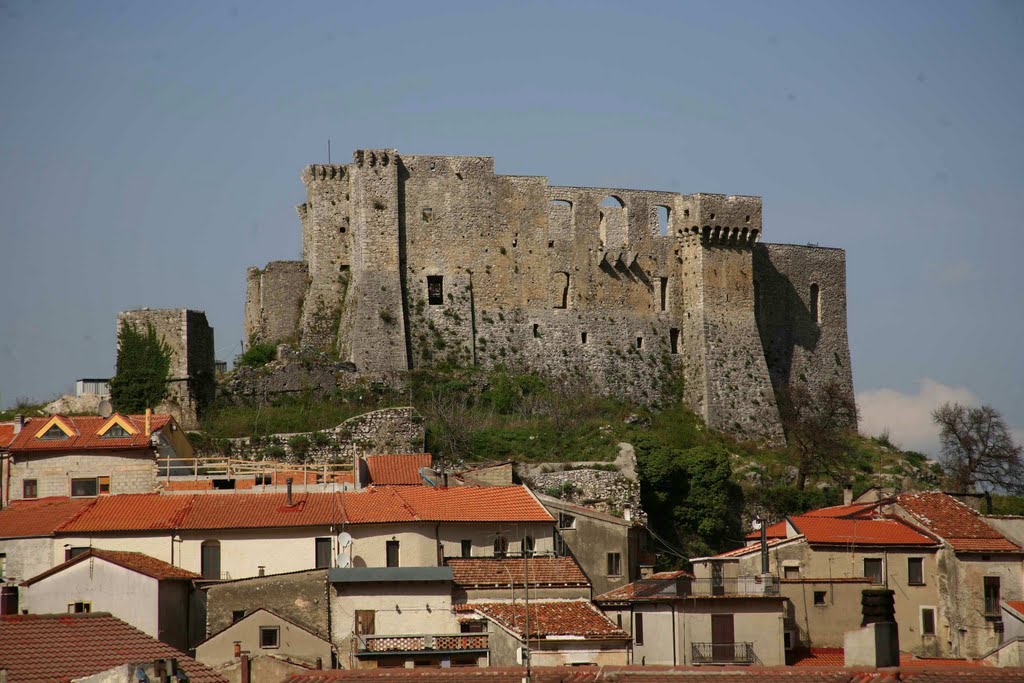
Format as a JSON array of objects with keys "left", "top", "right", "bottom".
[{"left": 1, "top": 1, "right": 1021, "bottom": 453}]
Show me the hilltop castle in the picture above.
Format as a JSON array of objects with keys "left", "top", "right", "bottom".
[{"left": 245, "top": 149, "right": 854, "bottom": 443}]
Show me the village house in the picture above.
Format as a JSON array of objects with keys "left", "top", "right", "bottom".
[
  {"left": 19, "top": 548, "right": 201, "bottom": 651},
  {"left": 2, "top": 411, "right": 191, "bottom": 505},
  {"left": 594, "top": 570, "right": 786, "bottom": 666},
  {"left": 692, "top": 491, "right": 1023, "bottom": 661}
]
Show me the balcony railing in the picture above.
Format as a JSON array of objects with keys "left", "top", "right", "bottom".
[
  {"left": 356, "top": 633, "right": 488, "bottom": 655},
  {"left": 691, "top": 641, "right": 755, "bottom": 665},
  {"left": 625, "top": 575, "right": 779, "bottom": 599},
  {"left": 158, "top": 456, "right": 352, "bottom": 484}
]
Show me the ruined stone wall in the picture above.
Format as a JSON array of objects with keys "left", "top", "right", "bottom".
[
  {"left": 117, "top": 309, "right": 215, "bottom": 429},
  {"left": 244, "top": 261, "right": 307, "bottom": 345},
  {"left": 753, "top": 244, "right": 854, "bottom": 411},
  {"left": 244, "top": 150, "right": 856, "bottom": 443},
  {"left": 205, "top": 569, "right": 329, "bottom": 641}
]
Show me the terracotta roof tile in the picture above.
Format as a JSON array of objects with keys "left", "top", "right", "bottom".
[
  {"left": 0, "top": 486, "right": 553, "bottom": 535},
  {"left": 0, "top": 612, "right": 225, "bottom": 682},
  {"left": 8, "top": 413, "right": 173, "bottom": 452},
  {"left": 746, "top": 519, "right": 789, "bottom": 540},
  {"left": 745, "top": 504, "right": 878, "bottom": 540},
  {"left": 365, "top": 453, "right": 432, "bottom": 485},
  {"left": 0, "top": 423, "right": 16, "bottom": 449},
  {"left": 1004, "top": 600, "right": 1024, "bottom": 617},
  {"left": 711, "top": 538, "right": 791, "bottom": 559},
  {"left": 789, "top": 516, "right": 937, "bottom": 546},
  {"left": 791, "top": 647, "right": 845, "bottom": 666},
  {"left": 897, "top": 492, "right": 1021, "bottom": 553},
  {"left": 22, "top": 549, "right": 200, "bottom": 586},
  {"left": 0, "top": 496, "right": 94, "bottom": 538},
  {"left": 448, "top": 556, "right": 589, "bottom": 587},
  {"left": 468, "top": 600, "right": 628, "bottom": 639},
  {"left": 593, "top": 571, "right": 696, "bottom": 602}
]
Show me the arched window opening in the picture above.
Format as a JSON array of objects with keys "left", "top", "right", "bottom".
[
  {"left": 810, "top": 283, "right": 820, "bottom": 323},
  {"left": 550, "top": 199, "right": 572, "bottom": 210},
  {"left": 601, "top": 195, "right": 625, "bottom": 208},
  {"left": 655, "top": 206, "right": 671, "bottom": 236},
  {"left": 201, "top": 541, "right": 221, "bottom": 580}
]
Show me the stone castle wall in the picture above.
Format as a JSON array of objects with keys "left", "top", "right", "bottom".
[
  {"left": 118, "top": 309, "right": 215, "bottom": 429},
  {"left": 244, "top": 150, "right": 855, "bottom": 443}
]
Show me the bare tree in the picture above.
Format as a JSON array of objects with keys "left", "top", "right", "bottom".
[
  {"left": 776, "top": 381, "right": 859, "bottom": 491},
  {"left": 932, "top": 403, "right": 1023, "bottom": 494}
]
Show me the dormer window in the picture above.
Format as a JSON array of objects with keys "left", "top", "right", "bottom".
[
  {"left": 101, "top": 424, "right": 131, "bottom": 439},
  {"left": 40, "top": 424, "right": 68, "bottom": 440}
]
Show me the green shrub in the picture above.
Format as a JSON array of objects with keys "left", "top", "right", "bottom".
[
  {"left": 288, "top": 434, "right": 312, "bottom": 461},
  {"left": 235, "top": 341, "right": 277, "bottom": 369},
  {"left": 110, "top": 322, "right": 171, "bottom": 413}
]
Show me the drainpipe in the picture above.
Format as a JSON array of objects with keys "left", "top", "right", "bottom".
[{"left": 671, "top": 602, "right": 678, "bottom": 665}]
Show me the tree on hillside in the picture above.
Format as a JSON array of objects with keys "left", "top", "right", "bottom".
[
  {"left": 634, "top": 435, "right": 744, "bottom": 561},
  {"left": 776, "top": 380, "right": 859, "bottom": 491},
  {"left": 109, "top": 322, "right": 172, "bottom": 414},
  {"left": 932, "top": 402, "right": 1023, "bottom": 494}
]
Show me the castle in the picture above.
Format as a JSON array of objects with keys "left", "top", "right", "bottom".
[{"left": 245, "top": 149, "right": 854, "bottom": 443}]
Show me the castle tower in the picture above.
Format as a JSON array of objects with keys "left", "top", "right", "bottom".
[{"left": 116, "top": 309, "right": 215, "bottom": 429}]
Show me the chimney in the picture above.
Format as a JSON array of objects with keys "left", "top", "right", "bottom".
[
  {"left": 258, "top": 565, "right": 265, "bottom": 577},
  {"left": 843, "top": 484, "right": 854, "bottom": 506},
  {"left": 233, "top": 642, "right": 241, "bottom": 658},
  {"left": 286, "top": 478, "right": 293, "bottom": 506},
  {"left": 623, "top": 505, "right": 633, "bottom": 522},
  {"left": 145, "top": 408, "right": 152, "bottom": 438},
  {"left": 240, "top": 654, "right": 251, "bottom": 683},
  {"left": 315, "top": 657, "right": 323, "bottom": 670},
  {"left": 12, "top": 415, "right": 23, "bottom": 435}
]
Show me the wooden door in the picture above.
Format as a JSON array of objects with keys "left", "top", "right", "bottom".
[{"left": 711, "top": 614, "right": 734, "bottom": 662}]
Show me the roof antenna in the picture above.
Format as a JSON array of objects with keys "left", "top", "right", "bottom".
[{"left": 327, "top": 139, "right": 331, "bottom": 164}]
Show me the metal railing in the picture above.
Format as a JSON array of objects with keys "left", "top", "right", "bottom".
[
  {"left": 625, "top": 575, "right": 779, "bottom": 599},
  {"left": 356, "top": 633, "right": 488, "bottom": 654},
  {"left": 691, "top": 641, "right": 755, "bottom": 665}
]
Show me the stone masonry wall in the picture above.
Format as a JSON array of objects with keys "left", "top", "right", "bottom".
[
  {"left": 9, "top": 450, "right": 158, "bottom": 500},
  {"left": 245, "top": 261, "right": 308, "bottom": 345},
  {"left": 245, "top": 150, "right": 856, "bottom": 443},
  {"left": 205, "top": 569, "right": 329, "bottom": 641},
  {"left": 117, "top": 309, "right": 215, "bottom": 429}
]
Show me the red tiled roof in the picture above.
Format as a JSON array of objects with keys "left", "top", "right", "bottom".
[
  {"left": 0, "top": 486, "right": 553, "bottom": 536},
  {"left": 448, "top": 556, "right": 589, "bottom": 587},
  {"left": 1004, "top": 600, "right": 1024, "bottom": 617},
  {"left": 897, "top": 492, "right": 1021, "bottom": 553},
  {"left": 789, "top": 516, "right": 937, "bottom": 546},
  {"left": 389, "top": 486, "right": 554, "bottom": 523},
  {"left": 790, "top": 648, "right": 989, "bottom": 669},
  {"left": 593, "top": 571, "right": 695, "bottom": 603},
  {"left": 8, "top": 413, "right": 173, "bottom": 453},
  {"left": 711, "top": 538, "right": 791, "bottom": 559},
  {"left": 0, "top": 612, "right": 225, "bottom": 682},
  {"left": 0, "top": 496, "right": 94, "bottom": 538},
  {"left": 0, "top": 423, "right": 16, "bottom": 449},
  {"left": 365, "top": 453, "right": 432, "bottom": 485},
  {"left": 58, "top": 493, "right": 195, "bottom": 533},
  {"left": 746, "top": 519, "right": 789, "bottom": 540},
  {"left": 22, "top": 549, "right": 200, "bottom": 586},
  {"left": 745, "top": 504, "right": 878, "bottom": 540},
  {"left": 468, "top": 600, "right": 628, "bottom": 640},
  {"left": 791, "top": 647, "right": 845, "bottom": 667}
]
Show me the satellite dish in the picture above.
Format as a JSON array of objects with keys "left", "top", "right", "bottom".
[
  {"left": 751, "top": 519, "right": 763, "bottom": 531},
  {"left": 338, "top": 532, "right": 353, "bottom": 548},
  {"left": 336, "top": 553, "right": 352, "bottom": 568},
  {"left": 98, "top": 400, "right": 113, "bottom": 418}
]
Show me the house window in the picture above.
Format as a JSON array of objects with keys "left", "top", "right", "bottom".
[
  {"left": 784, "top": 631, "right": 795, "bottom": 650},
  {"left": 65, "top": 547, "right": 88, "bottom": 561},
  {"left": 783, "top": 565, "right": 800, "bottom": 579},
  {"left": 616, "top": 613, "right": 622, "bottom": 628},
  {"left": 523, "top": 535, "right": 535, "bottom": 558},
  {"left": 984, "top": 576, "right": 1000, "bottom": 615},
  {"left": 864, "top": 558, "right": 883, "bottom": 585},
  {"left": 634, "top": 613, "right": 644, "bottom": 645},
  {"left": 71, "top": 478, "right": 98, "bottom": 497},
  {"left": 814, "top": 591, "right": 827, "bottom": 606},
  {"left": 921, "top": 607, "right": 936, "bottom": 636},
  {"left": 607, "top": 552, "right": 622, "bottom": 577},
  {"left": 68, "top": 601, "right": 91, "bottom": 613},
  {"left": 386, "top": 540, "right": 400, "bottom": 568},
  {"left": 98, "top": 476, "right": 110, "bottom": 495},
  {"left": 0, "top": 553, "right": 6, "bottom": 579},
  {"left": 427, "top": 276, "right": 444, "bottom": 305},
  {"left": 232, "top": 610, "right": 245, "bottom": 623},
  {"left": 493, "top": 535, "right": 508, "bottom": 559},
  {"left": 201, "top": 541, "right": 221, "bottom": 580},
  {"left": 558, "top": 513, "right": 576, "bottom": 530},
  {"left": 101, "top": 424, "right": 130, "bottom": 439},
  {"left": 461, "top": 540, "right": 472, "bottom": 558},
  {"left": 461, "top": 620, "right": 486, "bottom": 633},
  {"left": 315, "top": 537, "right": 332, "bottom": 569},
  {"left": 22, "top": 479, "right": 37, "bottom": 499},
  {"left": 259, "top": 626, "right": 280, "bottom": 649},
  {"left": 40, "top": 424, "right": 68, "bottom": 440},
  {"left": 908, "top": 558, "right": 924, "bottom": 585}
]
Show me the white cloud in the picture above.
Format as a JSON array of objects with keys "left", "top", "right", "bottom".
[{"left": 857, "top": 379, "right": 981, "bottom": 455}]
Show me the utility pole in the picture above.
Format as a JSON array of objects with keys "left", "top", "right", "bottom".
[{"left": 523, "top": 542, "right": 531, "bottom": 683}]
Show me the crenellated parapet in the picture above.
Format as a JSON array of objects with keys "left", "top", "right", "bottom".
[{"left": 301, "top": 163, "right": 349, "bottom": 184}]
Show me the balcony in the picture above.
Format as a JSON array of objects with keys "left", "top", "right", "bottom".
[
  {"left": 626, "top": 575, "right": 779, "bottom": 599},
  {"left": 691, "top": 641, "right": 756, "bottom": 665},
  {"left": 355, "top": 633, "right": 488, "bottom": 657}
]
